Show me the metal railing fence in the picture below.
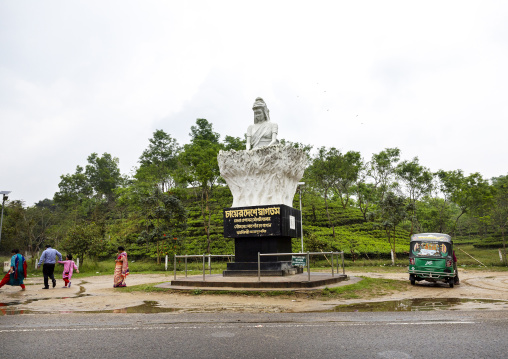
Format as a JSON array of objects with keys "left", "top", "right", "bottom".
[
  {"left": 257, "top": 251, "right": 345, "bottom": 282},
  {"left": 171, "top": 252, "right": 345, "bottom": 282},
  {"left": 173, "top": 254, "right": 234, "bottom": 280}
]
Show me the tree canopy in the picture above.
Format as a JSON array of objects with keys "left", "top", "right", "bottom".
[{"left": 1, "top": 118, "right": 506, "bottom": 267}]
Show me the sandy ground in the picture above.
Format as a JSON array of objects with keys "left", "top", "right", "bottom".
[{"left": 1, "top": 269, "right": 508, "bottom": 314}]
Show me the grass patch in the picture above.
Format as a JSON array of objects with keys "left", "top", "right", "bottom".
[
  {"left": 115, "top": 283, "right": 169, "bottom": 293},
  {"left": 189, "top": 290, "right": 293, "bottom": 297},
  {"left": 320, "top": 277, "right": 409, "bottom": 299},
  {"left": 454, "top": 244, "right": 508, "bottom": 269},
  {"left": 113, "top": 283, "right": 293, "bottom": 297}
]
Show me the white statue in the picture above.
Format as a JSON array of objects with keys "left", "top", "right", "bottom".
[
  {"left": 217, "top": 97, "right": 307, "bottom": 208},
  {"left": 246, "top": 97, "right": 279, "bottom": 150}
]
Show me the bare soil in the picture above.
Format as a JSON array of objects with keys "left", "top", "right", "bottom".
[{"left": 1, "top": 269, "right": 508, "bottom": 313}]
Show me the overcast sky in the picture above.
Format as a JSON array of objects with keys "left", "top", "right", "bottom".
[{"left": 1, "top": 1, "right": 507, "bottom": 206}]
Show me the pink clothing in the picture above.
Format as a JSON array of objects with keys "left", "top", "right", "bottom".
[{"left": 58, "top": 260, "right": 78, "bottom": 280}]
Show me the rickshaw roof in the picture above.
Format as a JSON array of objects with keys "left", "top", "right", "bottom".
[{"left": 410, "top": 233, "right": 452, "bottom": 243}]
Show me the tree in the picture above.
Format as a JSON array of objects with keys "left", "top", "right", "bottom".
[
  {"left": 369, "top": 192, "right": 413, "bottom": 264},
  {"left": 0, "top": 200, "right": 25, "bottom": 253},
  {"left": 189, "top": 118, "right": 220, "bottom": 143},
  {"left": 332, "top": 150, "right": 362, "bottom": 209},
  {"left": 179, "top": 119, "right": 222, "bottom": 253},
  {"left": 24, "top": 205, "right": 56, "bottom": 258},
  {"left": 223, "top": 135, "right": 246, "bottom": 151},
  {"left": 354, "top": 148, "right": 400, "bottom": 221},
  {"left": 436, "top": 170, "right": 493, "bottom": 235},
  {"left": 138, "top": 187, "right": 187, "bottom": 264},
  {"left": 307, "top": 147, "right": 342, "bottom": 237},
  {"left": 85, "top": 152, "right": 123, "bottom": 203},
  {"left": 416, "top": 196, "right": 455, "bottom": 233},
  {"left": 61, "top": 222, "right": 103, "bottom": 265},
  {"left": 54, "top": 165, "right": 92, "bottom": 213},
  {"left": 137, "top": 130, "right": 181, "bottom": 192},
  {"left": 490, "top": 175, "right": 508, "bottom": 265},
  {"left": 354, "top": 174, "right": 378, "bottom": 221},
  {"left": 0, "top": 200, "right": 56, "bottom": 259},
  {"left": 370, "top": 148, "right": 401, "bottom": 202},
  {"left": 35, "top": 198, "right": 57, "bottom": 211},
  {"left": 396, "top": 157, "right": 434, "bottom": 235},
  {"left": 54, "top": 153, "right": 124, "bottom": 223}
]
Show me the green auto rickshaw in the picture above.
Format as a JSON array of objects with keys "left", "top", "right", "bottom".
[{"left": 408, "top": 233, "right": 458, "bottom": 288}]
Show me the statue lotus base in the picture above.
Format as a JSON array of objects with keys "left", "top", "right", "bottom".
[{"left": 217, "top": 145, "right": 307, "bottom": 208}]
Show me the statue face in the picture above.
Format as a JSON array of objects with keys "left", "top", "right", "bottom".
[{"left": 253, "top": 107, "right": 265, "bottom": 124}]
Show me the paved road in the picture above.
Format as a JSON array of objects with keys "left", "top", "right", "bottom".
[{"left": 1, "top": 311, "right": 507, "bottom": 358}]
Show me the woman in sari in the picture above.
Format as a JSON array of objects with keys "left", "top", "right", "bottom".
[
  {"left": 0, "top": 249, "right": 27, "bottom": 291},
  {"left": 113, "top": 246, "right": 129, "bottom": 287}
]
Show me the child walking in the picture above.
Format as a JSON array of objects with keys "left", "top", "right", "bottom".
[{"left": 58, "top": 254, "right": 79, "bottom": 288}]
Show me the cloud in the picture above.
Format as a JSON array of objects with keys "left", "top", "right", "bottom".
[{"left": 1, "top": 1, "right": 507, "bottom": 205}]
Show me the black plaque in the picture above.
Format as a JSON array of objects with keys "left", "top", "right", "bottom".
[{"left": 223, "top": 204, "right": 301, "bottom": 238}]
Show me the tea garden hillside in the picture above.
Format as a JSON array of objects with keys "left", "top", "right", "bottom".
[{"left": 1, "top": 119, "right": 507, "bottom": 268}]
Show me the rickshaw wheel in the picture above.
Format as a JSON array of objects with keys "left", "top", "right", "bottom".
[
  {"left": 410, "top": 275, "right": 416, "bottom": 285},
  {"left": 449, "top": 279, "right": 454, "bottom": 288}
]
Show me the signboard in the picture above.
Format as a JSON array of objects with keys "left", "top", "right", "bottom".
[
  {"left": 411, "top": 233, "right": 451, "bottom": 242},
  {"left": 289, "top": 215, "right": 295, "bottom": 230},
  {"left": 223, "top": 204, "right": 301, "bottom": 238},
  {"left": 292, "top": 256, "right": 306, "bottom": 266}
]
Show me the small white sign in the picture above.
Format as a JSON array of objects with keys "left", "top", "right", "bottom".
[{"left": 289, "top": 215, "right": 295, "bottom": 230}]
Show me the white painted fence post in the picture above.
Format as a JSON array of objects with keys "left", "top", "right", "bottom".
[
  {"left": 76, "top": 257, "right": 80, "bottom": 269},
  {"left": 165, "top": 255, "right": 168, "bottom": 271}
]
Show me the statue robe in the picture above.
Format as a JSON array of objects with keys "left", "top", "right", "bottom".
[{"left": 247, "top": 122, "right": 278, "bottom": 149}]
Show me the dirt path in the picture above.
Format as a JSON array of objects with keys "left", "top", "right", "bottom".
[{"left": 1, "top": 269, "right": 508, "bottom": 313}]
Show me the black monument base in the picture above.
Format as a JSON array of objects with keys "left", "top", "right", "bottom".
[
  {"left": 223, "top": 236, "right": 301, "bottom": 277},
  {"left": 233, "top": 236, "right": 292, "bottom": 262},
  {"left": 222, "top": 204, "right": 302, "bottom": 277}
]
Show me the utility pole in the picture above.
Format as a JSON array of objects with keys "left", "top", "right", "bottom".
[
  {"left": 0, "top": 191, "right": 11, "bottom": 245},
  {"left": 298, "top": 182, "right": 305, "bottom": 252}
]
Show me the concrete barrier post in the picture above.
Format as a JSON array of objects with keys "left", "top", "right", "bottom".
[
  {"left": 202, "top": 254, "right": 206, "bottom": 281},
  {"left": 307, "top": 252, "right": 310, "bottom": 282},
  {"left": 173, "top": 254, "right": 177, "bottom": 280}
]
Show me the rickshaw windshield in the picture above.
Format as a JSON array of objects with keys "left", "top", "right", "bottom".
[{"left": 411, "top": 241, "right": 450, "bottom": 257}]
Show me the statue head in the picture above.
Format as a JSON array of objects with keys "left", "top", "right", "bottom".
[{"left": 252, "top": 97, "right": 270, "bottom": 124}]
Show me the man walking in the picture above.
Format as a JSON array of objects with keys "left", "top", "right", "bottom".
[{"left": 38, "top": 245, "right": 62, "bottom": 289}]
